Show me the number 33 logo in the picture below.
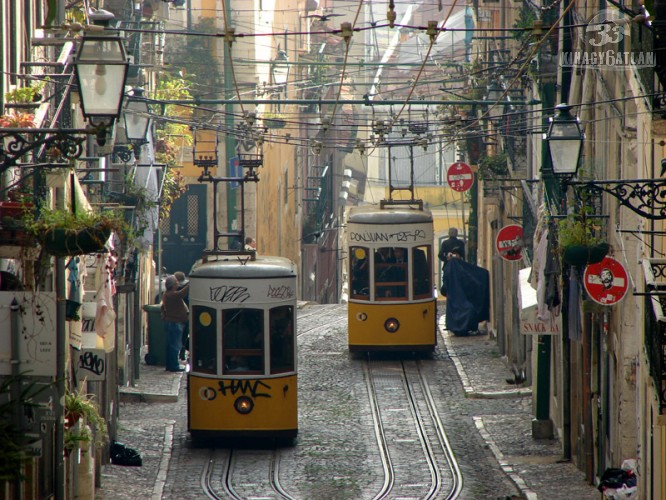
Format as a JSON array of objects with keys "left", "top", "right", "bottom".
[{"left": 587, "top": 22, "right": 623, "bottom": 47}]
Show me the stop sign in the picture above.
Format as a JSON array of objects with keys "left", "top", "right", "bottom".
[
  {"left": 584, "top": 256, "right": 629, "bottom": 306},
  {"left": 496, "top": 224, "right": 523, "bottom": 261},
  {"left": 447, "top": 162, "right": 474, "bottom": 192}
]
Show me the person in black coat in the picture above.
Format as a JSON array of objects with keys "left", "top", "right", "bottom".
[{"left": 438, "top": 228, "right": 465, "bottom": 295}]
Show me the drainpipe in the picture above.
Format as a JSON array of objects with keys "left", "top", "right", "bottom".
[
  {"left": 55, "top": 257, "right": 66, "bottom": 499},
  {"left": 10, "top": 298, "right": 23, "bottom": 500}
]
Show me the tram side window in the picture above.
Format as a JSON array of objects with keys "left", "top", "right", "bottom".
[
  {"left": 270, "top": 306, "right": 294, "bottom": 374},
  {"left": 350, "top": 247, "right": 369, "bottom": 299},
  {"left": 191, "top": 305, "right": 217, "bottom": 374},
  {"left": 375, "top": 247, "right": 407, "bottom": 300},
  {"left": 222, "top": 308, "right": 264, "bottom": 374},
  {"left": 412, "top": 245, "right": 432, "bottom": 298}
]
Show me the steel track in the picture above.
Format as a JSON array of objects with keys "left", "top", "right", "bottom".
[
  {"left": 201, "top": 447, "right": 296, "bottom": 500},
  {"left": 364, "top": 357, "right": 464, "bottom": 499}
]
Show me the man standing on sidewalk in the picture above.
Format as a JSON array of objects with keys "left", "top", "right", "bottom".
[
  {"left": 438, "top": 227, "right": 465, "bottom": 296},
  {"left": 161, "top": 275, "right": 189, "bottom": 372}
]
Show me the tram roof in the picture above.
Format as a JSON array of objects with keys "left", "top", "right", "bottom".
[
  {"left": 190, "top": 255, "right": 297, "bottom": 279},
  {"left": 348, "top": 205, "right": 433, "bottom": 224}
]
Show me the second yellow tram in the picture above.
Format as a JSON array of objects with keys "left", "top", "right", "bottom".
[{"left": 347, "top": 203, "right": 437, "bottom": 352}]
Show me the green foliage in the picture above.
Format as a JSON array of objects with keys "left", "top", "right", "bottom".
[
  {"left": 478, "top": 153, "right": 509, "bottom": 180},
  {"left": 0, "top": 375, "right": 49, "bottom": 481},
  {"left": 64, "top": 386, "right": 108, "bottom": 451},
  {"left": 25, "top": 207, "right": 129, "bottom": 239},
  {"left": 513, "top": 4, "right": 538, "bottom": 43},
  {"left": 556, "top": 213, "right": 602, "bottom": 249},
  {"left": 159, "top": 169, "right": 187, "bottom": 221},
  {"left": 263, "top": 112, "right": 287, "bottom": 129},
  {"left": 163, "top": 18, "right": 222, "bottom": 99},
  {"left": 4, "top": 79, "right": 47, "bottom": 104}
]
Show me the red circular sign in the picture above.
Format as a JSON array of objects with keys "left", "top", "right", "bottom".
[
  {"left": 584, "top": 256, "right": 628, "bottom": 305},
  {"left": 447, "top": 162, "right": 474, "bottom": 192},
  {"left": 495, "top": 224, "right": 523, "bottom": 261}
]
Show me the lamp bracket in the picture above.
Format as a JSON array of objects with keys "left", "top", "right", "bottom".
[
  {"left": 112, "top": 145, "right": 134, "bottom": 163},
  {"left": 0, "top": 128, "right": 94, "bottom": 174},
  {"left": 570, "top": 179, "right": 666, "bottom": 220}
]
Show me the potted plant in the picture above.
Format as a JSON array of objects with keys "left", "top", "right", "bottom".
[
  {"left": 64, "top": 386, "right": 108, "bottom": 454},
  {"left": 0, "top": 111, "right": 36, "bottom": 128},
  {"left": 26, "top": 208, "right": 129, "bottom": 257},
  {"left": 3, "top": 80, "right": 46, "bottom": 109},
  {"left": 262, "top": 111, "right": 287, "bottom": 129},
  {"left": 557, "top": 212, "right": 609, "bottom": 266}
]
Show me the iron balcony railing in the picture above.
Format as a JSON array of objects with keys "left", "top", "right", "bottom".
[{"left": 643, "top": 258, "right": 666, "bottom": 413}]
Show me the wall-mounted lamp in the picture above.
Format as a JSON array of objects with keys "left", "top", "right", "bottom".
[
  {"left": 73, "top": 14, "right": 130, "bottom": 145},
  {"left": 123, "top": 87, "right": 151, "bottom": 159},
  {"left": 271, "top": 50, "right": 290, "bottom": 96},
  {"left": 484, "top": 81, "right": 506, "bottom": 122},
  {"left": 543, "top": 103, "right": 584, "bottom": 182}
]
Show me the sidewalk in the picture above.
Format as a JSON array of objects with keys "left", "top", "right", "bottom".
[{"left": 440, "top": 315, "right": 600, "bottom": 500}]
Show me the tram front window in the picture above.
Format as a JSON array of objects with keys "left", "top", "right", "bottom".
[
  {"left": 191, "top": 305, "right": 217, "bottom": 374},
  {"left": 350, "top": 247, "right": 369, "bottom": 299},
  {"left": 375, "top": 247, "right": 407, "bottom": 300},
  {"left": 222, "top": 308, "right": 264, "bottom": 374},
  {"left": 270, "top": 306, "right": 294, "bottom": 374}
]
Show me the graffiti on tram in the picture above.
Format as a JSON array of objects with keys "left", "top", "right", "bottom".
[
  {"left": 349, "top": 229, "right": 428, "bottom": 244},
  {"left": 199, "top": 379, "right": 272, "bottom": 401}
]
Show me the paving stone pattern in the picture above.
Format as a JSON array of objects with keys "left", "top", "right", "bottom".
[{"left": 96, "top": 303, "right": 599, "bottom": 499}]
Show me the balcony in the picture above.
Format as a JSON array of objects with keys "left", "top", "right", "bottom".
[{"left": 643, "top": 259, "right": 666, "bottom": 413}]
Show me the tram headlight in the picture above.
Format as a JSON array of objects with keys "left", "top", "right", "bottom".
[
  {"left": 384, "top": 318, "right": 400, "bottom": 333},
  {"left": 234, "top": 396, "right": 254, "bottom": 414}
]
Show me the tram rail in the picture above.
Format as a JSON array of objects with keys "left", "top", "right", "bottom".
[{"left": 364, "top": 357, "right": 463, "bottom": 499}]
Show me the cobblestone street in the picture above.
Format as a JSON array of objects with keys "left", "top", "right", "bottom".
[{"left": 97, "top": 303, "right": 599, "bottom": 499}]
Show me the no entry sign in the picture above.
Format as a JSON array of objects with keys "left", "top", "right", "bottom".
[
  {"left": 584, "top": 256, "right": 629, "bottom": 306},
  {"left": 447, "top": 162, "right": 474, "bottom": 192},
  {"left": 495, "top": 224, "right": 523, "bottom": 261}
]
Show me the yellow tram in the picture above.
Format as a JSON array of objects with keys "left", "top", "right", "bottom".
[
  {"left": 187, "top": 255, "right": 298, "bottom": 440},
  {"left": 347, "top": 202, "right": 436, "bottom": 352}
]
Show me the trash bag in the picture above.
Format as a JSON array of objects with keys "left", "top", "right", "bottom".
[{"left": 110, "top": 441, "right": 142, "bottom": 466}]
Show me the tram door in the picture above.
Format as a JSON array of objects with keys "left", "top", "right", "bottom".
[{"left": 158, "top": 183, "right": 207, "bottom": 274}]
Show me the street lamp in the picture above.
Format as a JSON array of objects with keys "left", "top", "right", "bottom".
[
  {"left": 73, "top": 17, "right": 130, "bottom": 145},
  {"left": 123, "top": 87, "right": 151, "bottom": 158},
  {"left": 485, "top": 81, "right": 505, "bottom": 122},
  {"left": 271, "top": 50, "right": 290, "bottom": 95},
  {"left": 544, "top": 103, "right": 584, "bottom": 181}
]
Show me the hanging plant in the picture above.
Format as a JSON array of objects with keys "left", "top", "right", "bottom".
[
  {"left": 25, "top": 208, "right": 130, "bottom": 257},
  {"left": 557, "top": 211, "right": 609, "bottom": 266},
  {"left": 261, "top": 111, "right": 286, "bottom": 129}
]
